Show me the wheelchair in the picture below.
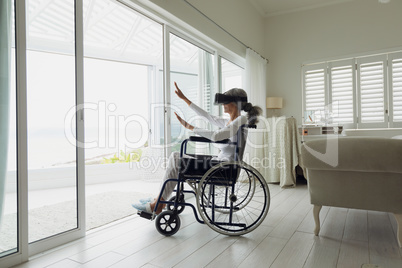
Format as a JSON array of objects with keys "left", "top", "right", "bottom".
[{"left": 138, "top": 124, "right": 270, "bottom": 236}]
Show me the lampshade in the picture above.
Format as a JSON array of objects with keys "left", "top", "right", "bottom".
[{"left": 266, "top": 97, "right": 283, "bottom": 109}]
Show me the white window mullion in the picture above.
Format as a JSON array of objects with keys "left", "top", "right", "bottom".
[
  {"left": 356, "top": 55, "right": 388, "bottom": 128},
  {"left": 328, "top": 59, "right": 356, "bottom": 128},
  {"left": 389, "top": 52, "right": 402, "bottom": 127},
  {"left": 163, "top": 25, "right": 171, "bottom": 157},
  {"left": 15, "top": 0, "right": 29, "bottom": 264}
]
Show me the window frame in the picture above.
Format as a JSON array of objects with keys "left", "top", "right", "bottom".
[
  {"left": 389, "top": 52, "right": 402, "bottom": 128},
  {"left": 302, "top": 50, "right": 402, "bottom": 129}
]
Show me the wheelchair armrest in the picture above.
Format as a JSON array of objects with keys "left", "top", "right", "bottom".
[{"left": 188, "top": 136, "right": 230, "bottom": 144}]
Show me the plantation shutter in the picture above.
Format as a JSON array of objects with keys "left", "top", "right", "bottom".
[
  {"left": 328, "top": 60, "right": 355, "bottom": 127},
  {"left": 357, "top": 55, "right": 388, "bottom": 128},
  {"left": 303, "top": 63, "right": 327, "bottom": 122},
  {"left": 390, "top": 52, "right": 402, "bottom": 126}
]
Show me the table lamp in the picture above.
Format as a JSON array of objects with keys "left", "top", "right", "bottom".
[{"left": 266, "top": 97, "right": 283, "bottom": 117}]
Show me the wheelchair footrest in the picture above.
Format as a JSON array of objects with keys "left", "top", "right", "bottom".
[
  {"left": 206, "top": 205, "right": 240, "bottom": 211},
  {"left": 213, "top": 221, "right": 247, "bottom": 228},
  {"left": 137, "top": 211, "right": 153, "bottom": 220}
]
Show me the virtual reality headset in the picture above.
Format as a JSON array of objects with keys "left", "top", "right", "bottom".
[{"left": 214, "top": 93, "right": 247, "bottom": 105}]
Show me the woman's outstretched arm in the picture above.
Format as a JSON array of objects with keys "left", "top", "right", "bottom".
[
  {"left": 174, "top": 82, "right": 226, "bottom": 127},
  {"left": 189, "top": 102, "right": 227, "bottom": 128},
  {"left": 174, "top": 112, "right": 194, "bottom": 131},
  {"left": 175, "top": 111, "right": 247, "bottom": 142},
  {"left": 174, "top": 82, "right": 191, "bottom": 106},
  {"left": 193, "top": 115, "right": 247, "bottom": 141}
]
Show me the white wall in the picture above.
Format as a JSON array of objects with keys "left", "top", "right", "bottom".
[
  {"left": 264, "top": 0, "right": 402, "bottom": 124},
  {"left": 185, "top": 0, "right": 266, "bottom": 54},
  {"left": 138, "top": 0, "right": 265, "bottom": 60}
]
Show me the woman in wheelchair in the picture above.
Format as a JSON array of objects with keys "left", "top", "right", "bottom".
[{"left": 133, "top": 82, "right": 262, "bottom": 215}]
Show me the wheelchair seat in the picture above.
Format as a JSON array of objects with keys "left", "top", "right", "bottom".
[{"left": 179, "top": 154, "right": 220, "bottom": 177}]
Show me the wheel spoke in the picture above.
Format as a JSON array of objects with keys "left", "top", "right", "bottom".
[{"left": 197, "top": 162, "right": 270, "bottom": 235}]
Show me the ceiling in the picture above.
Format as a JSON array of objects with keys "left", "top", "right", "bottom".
[
  {"left": 24, "top": 0, "right": 196, "bottom": 67},
  {"left": 19, "top": 0, "right": 253, "bottom": 71},
  {"left": 247, "top": 0, "right": 358, "bottom": 17}
]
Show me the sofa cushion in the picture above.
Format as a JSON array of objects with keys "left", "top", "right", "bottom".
[
  {"left": 342, "top": 128, "right": 402, "bottom": 138},
  {"left": 301, "top": 137, "right": 402, "bottom": 173}
]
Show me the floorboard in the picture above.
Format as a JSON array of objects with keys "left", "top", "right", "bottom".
[
  {"left": 269, "top": 191, "right": 310, "bottom": 240},
  {"left": 238, "top": 236, "right": 287, "bottom": 268},
  {"left": 148, "top": 224, "right": 218, "bottom": 267},
  {"left": 10, "top": 184, "right": 402, "bottom": 268},
  {"left": 337, "top": 239, "right": 369, "bottom": 268},
  {"left": 303, "top": 207, "right": 348, "bottom": 268},
  {"left": 205, "top": 225, "right": 273, "bottom": 268},
  {"left": 368, "top": 211, "right": 402, "bottom": 268},
  {"left": 343, "top": 209, "right": 368, "bottom": 242},
  {"left": 271, "top": 231, "right": 316, "bottom": 268},
  {"left": 297, "top": 206, "right": 330, "bottom": 235}
]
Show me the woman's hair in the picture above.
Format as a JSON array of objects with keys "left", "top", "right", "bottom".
[{"left": 223, "top": 88, "right": 262, "bottom": 125}]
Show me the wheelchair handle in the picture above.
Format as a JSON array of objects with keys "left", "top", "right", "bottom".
[{"left": 245, "top": 124, "right": 257, "bottom": 129}]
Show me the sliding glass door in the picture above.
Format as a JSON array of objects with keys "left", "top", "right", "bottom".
[
  {"left": 1, "top": 0, "right": 82, "bottom": 264},
  {"left": 168, "top": 32, "right": 216, "bottom": 155},
  {"left": 83, "top": 0, "right": 164, "bottom": 229},
  {"left": 0, "top": 1, "right": 246, "bottom": 266},
  {"left": 0, "top": 0, "right": 18, "bottom": 258},
  {"left": 1, "top": 1, "right": 84, "bottom": 265},
  {"left": 26, "top": 0, "right": 79, "bottom": 244}
]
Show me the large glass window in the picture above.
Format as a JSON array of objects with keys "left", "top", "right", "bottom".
[
  {"left": 221, "top": 57, "right": 244, "bottom": 92},
  {"left": 169, "top": 33, "right": 216, "bottom": 154},
  {"left": 83, "top": 0, "right": 164, "bottom": 230},
  {"left": 26, "top": 0, "right": 78, "bottom": 243},
  {"left": 220, "top": 57, "right": 244, "bottom": 115},
  {"left": 0, "top": 0, "right": 17, "bottom": 258},
  {"left": 1, "top": 1, "right": 246, "bottom": 264}
]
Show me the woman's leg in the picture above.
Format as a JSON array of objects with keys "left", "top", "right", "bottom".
[{"left": 150, "top": 152, "right": 181, "bottom": 213}]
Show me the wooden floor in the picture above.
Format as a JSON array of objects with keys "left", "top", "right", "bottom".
[{"left": 13, "top": 182, "right": 402, "bottom": 268}]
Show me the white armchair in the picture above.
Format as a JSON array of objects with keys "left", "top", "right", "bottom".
[{"left": 301, "top": 137, "right": 402, "bottom": 247}]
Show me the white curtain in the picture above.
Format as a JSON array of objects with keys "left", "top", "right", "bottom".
[
  {"left": 245, "top": 48, "right": 267, "bottom": 117},
  {"left": 0, "top": 0, "right": 12, "bottom": 226}
]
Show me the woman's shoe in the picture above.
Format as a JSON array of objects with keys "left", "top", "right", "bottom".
[
  {"left": 139, "top": 197, "right": 153, "bottom": 204},
  {"left": 132, "top": 202, "right": 152, "bottom": 213}
]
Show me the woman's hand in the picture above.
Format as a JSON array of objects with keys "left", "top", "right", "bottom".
[
  {"left": 174, "top": 82, "right": 191, "bottom": 106},
  {"left": 174, "top": 112, "right": 194, "bottom": 131}
]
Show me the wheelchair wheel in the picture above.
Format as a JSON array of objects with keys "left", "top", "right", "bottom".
[
  {"left": 214, "top": 168, "right": 256, "bottom": 214},
  {"left": 167, "top": 195, "right": 185, "bottom": 214},
  {"left": 196, "top": 161, "right": 270, "bottom": 236},
  {"left": 155, "top": 211, "right": 181, "bottom": 236}
]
